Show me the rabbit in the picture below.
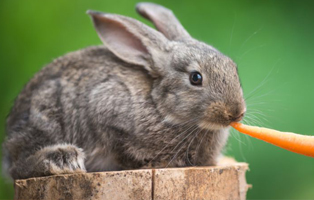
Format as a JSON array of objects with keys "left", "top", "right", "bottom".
[{"left": 2, "top": 2, "right": 246, "bottom": 180}]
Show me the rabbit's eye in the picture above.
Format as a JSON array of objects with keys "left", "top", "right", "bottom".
[{"left": 190, "top": 71, "right": 202, "bottom": 86}]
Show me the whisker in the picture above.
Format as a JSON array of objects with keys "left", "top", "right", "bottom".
[
  {"left": 242, "top": 118, "right": 256, "bottom": 151},
  {"left": 164, "top": 117, "right": 200, "bottom": 128},
  {"left": 228, "top": 11, "right": 237, "bottom": 52},
  {"left": 166, "top": 125, "right": 199, "bottom": 167},
  {"left": 244, "top": 64, "right": 276, "bottom": 101},
  {"left": 244, "top": 114, "right": 265, "bottom": 127},
  {"left": 186, "top": 128, "right": 203, "bottom": 166},
  {"left": 237, "top": 44, "right": 267, "bottom": 60},
  {"left": 246, "top": 111, "right": 268, "bottom": 120},
  {"left": 239, "top": 26, "right": 264, "bottom": 50},
  {"left": 194, "top": 129, "right": 208, "bottom": 165},
  {"left": 230, "top": 127, "right": 246, "bottom": 146},
  {"left": 244, "top": 58, "right": 282, "bottom": 103},
  {"left": 170, "top": 125, "right": 199, "bottom": 154},
  {"left": 148, "top": 122, "right": 198, "bottom": 165}
]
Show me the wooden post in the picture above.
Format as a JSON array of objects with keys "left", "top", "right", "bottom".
[{"left": 14, "top": 159, "right": 249, "bottom": 200}]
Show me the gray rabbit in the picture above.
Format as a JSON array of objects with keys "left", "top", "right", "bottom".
[{"left": 2, "top": 2, "right": 246, "bottom": 180}]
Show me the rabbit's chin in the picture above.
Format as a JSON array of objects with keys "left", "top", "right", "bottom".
[{"left": 198, "top": 120, "right": 230, "bottom": 131}]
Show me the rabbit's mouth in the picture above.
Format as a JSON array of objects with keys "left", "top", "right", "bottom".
[{"left": 200, "top": 101, "right": 246, "bottom": 130}]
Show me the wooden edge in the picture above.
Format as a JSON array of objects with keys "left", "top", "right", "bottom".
[{"left": 14, "top": 160, "right": 250, "bottom": 200}]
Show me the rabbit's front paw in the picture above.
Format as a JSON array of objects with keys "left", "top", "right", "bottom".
[{"left": 38, "top": 144, "right": 86, "bottom": 175}]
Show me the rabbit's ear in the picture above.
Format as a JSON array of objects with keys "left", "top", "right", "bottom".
[
  {"left": 87, "top": 11, "right": 169, "bottom": 76},
  {"left": 136, "top": 3, "right": 190, "bottom": 41}
]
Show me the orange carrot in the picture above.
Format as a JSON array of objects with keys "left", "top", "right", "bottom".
[{"left": 230, "top": 122, "right": 314, "bottom": 158}]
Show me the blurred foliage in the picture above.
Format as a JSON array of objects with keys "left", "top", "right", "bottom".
[{"left": 1, "top": 0, "right": 314, "bottom": 199}]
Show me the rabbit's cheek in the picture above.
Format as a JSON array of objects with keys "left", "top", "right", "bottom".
[{"left": 157, "top": 92, "right": 179, "bottom": 118}]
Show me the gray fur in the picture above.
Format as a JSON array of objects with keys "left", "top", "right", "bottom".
[{"left": 2, "top": 2, "right": 245, "bottom": 179}]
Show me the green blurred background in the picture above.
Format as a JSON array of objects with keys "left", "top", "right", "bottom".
[{"left": 0, "top": 0, "right": 313, "bottom": 199}]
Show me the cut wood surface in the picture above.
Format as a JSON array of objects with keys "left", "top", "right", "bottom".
[{"left": 14, "top": 159, "right": 249, "bottom": 200}]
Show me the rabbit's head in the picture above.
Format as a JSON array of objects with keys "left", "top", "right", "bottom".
[{"left": 88, "top": 3, "right": 246, "bottom": 130}]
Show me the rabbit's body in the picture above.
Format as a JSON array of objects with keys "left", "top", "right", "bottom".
[{"left": 3, "top": 3, "right": 245, "bottom": 179}]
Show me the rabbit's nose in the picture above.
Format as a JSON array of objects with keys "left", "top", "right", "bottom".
[
  {"left": 228, "top": 112, "right": 244, "bottom": 122},
  {"left": 228, "top": 111, "right": 245, "bottom": 122}
]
